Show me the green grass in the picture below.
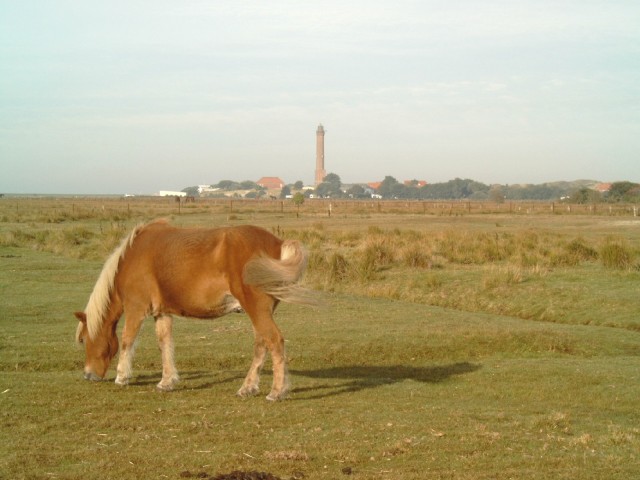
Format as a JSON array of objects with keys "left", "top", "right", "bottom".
[{"left": 1, "top": 199, "right": 640, "bottom": 479}]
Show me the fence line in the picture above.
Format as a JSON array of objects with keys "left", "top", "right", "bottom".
[{"left": 1, "top": 196, "right": 638, "bottom": 220}]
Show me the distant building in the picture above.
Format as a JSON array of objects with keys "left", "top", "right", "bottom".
[
  {"left": 404, "top": 180, "right": 427, "bottom": 187},
  {"left": 158, "top": 191, "right": 186, "bottom": 197},
  {"left": 198, "top": 185, "right": 219, "bottom": 194},
  {"left": 256, "top": 177, "right": 285, "bottom": 190},
  {"left": 315, "top": 124, "right": 326, "bottom": 186},
  {"left": 595, "top": 183, "right": 612, "bottom": 193}
]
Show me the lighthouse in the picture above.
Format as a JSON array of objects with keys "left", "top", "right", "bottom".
[{"left": 315, "top": 124, "right": 326, "bottom": 186}]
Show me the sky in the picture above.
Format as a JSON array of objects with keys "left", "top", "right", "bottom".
[{"left": 0, "top": 1, "right": 638, "bottom": 194}]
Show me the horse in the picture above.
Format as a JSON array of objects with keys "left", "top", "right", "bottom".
[{"left": 74, "top": 219, "right": 315, "bottom": 401}]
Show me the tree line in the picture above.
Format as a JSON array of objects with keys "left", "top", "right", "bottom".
[
  {"left": 314, "top": 175, "right": 640, "bottom": 203},
  {"left": 183, "top": 176, "right": 640, "bottom": 203}
]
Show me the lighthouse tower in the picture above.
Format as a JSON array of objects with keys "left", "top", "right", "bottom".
[{"left": 315, "top": 124, "right": 326, "bottom": 186}]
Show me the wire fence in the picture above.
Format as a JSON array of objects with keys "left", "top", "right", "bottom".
[{"left": 2, "top": 196, "right": 638, "bottom": 221}]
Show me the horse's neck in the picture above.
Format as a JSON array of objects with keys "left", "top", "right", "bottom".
[{"left": 101, "top": 291, "right": 124, "bottom": 331}]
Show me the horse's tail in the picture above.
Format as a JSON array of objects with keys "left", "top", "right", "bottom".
[
  {"left": 76, "top": 222, "right": 147, "bottom": 342},
  {"left": 243, "top": 239, "right": 318, "bottom": 306}
]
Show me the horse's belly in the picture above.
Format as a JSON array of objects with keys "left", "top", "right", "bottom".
[
  {"left": 202, "top": 293, "right": 243, "bottom": 318},
  {"left": 166, "top": 292, "right": 243, "bottom": 319}
]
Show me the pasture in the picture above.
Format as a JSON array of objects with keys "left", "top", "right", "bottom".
[{"left": 1, "top": 197, "right": 639, "bottom": 479}]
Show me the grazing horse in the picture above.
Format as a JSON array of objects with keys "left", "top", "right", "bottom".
[{"left": 74, "top": 220, "right": 314, "bottom": 401}]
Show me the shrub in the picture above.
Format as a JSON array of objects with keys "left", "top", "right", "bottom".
[
  {"left": 328, "top": 252, "right": 350, "bottom": 284},
  {"left": 401, "top": 244, "right": 432, "bottom": 268},
  {"left": 565, "top": 238, "right": 598, "bottom": 262},
  {"left": 482, "top": 266, "right": 523, "bottom": 289},
  {"left": 362, "top": 237, "right": 394, "bottom": 265},
  {"left": 62, "top": 227, "right": 94, "bottom": 246},
  {"left": 600, "top": 239, "right": 634, "bottom": 270}
]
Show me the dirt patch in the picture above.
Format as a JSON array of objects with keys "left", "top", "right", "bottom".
[{"left": 180, "top": 471, "right": 284, "bottom": 480}]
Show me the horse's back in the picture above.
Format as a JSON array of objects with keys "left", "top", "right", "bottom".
[{"left": 127, "top": 222, "right": 281, "bottom": 262}]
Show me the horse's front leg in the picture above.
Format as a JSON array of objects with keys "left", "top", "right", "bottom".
[
  {"left": 155, "top": 314, "right": 179, "bottom": 391},
  {"left": 115, "top": 308, "right": 145, "bottom": 386}
]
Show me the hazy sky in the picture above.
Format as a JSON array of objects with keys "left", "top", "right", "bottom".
[{"left": 1, "top": 1, "right": 638, "bottom": 194}]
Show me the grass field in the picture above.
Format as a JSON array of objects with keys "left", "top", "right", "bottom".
[{"left": 1, "top": 198, "right": 639, "bottom": 479}]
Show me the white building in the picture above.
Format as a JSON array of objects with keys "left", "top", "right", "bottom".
[{"left": 157, "top": 191, "right": 186, "bottom": 197}]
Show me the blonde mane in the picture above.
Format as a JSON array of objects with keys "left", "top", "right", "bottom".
[{"left": 76, "top": 223, "right": 146, "bottom": 342}]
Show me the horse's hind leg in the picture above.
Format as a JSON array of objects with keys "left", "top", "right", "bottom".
[
  {"left": 262, "top": 319, "right": 289, "bottom": 401},
  {"left": 115, "top": 307, "right": 145, "bottom": 386},
  {"left": 238, "top": 296, "right": 289, "bottom": 401},
  {"left": 237, "top": 332, "right": 268, "bottom": 398},
  {"left": 155, "top": 315, "right": 179, "bottom": 391}
]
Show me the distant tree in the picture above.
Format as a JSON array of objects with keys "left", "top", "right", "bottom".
[
  {"left": 317, "top": 172, "right": 343, "bottom": 197},
  {"left": 292, "top": 192, "right": 305, "bottom": 206},
  {"left": 293, "top": 180, "right": 304, "bottom": 190},
  {"left": 346, "top": 184, "right": 367, "bottom": 198},
  {"left": 292, "top": 192, "right": 305, "bottom": 217},
  {"left": 315, "top": 182, "right": 332, "bottom": 198},
  {"left": 279, "top": 185, "right": 291, "bottom": 199},
  {"left": 215, "top": 180, "right": 240, "bottom": 191},
  {"left": 377, "top": 176, "right": 400, "bottom": 198},
  {"left": 240, "top": 180, "right": 260, "bottom": 190},
  {"left": 182, "top": 186, "right": 199, "bottom": 196},
  {"left": 489, "top": 185, "right": 506, "bottom": 203},
  {"left": 323, "top": 172, "right": 342, "bottom": 188},
  {"left": 419, "top": 178, "right": 489, "bottom": 199},
  {"left": 606, "top": 182, "right": 640, "bottom": 203},
  {"left": 570, "top": 188, "right": 602, "bottom": 204},
  {"left": 505, "top": 183, "right": 564, "bottom": 200}
]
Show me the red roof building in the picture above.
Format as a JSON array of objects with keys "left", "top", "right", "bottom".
[
  {"left": 404, "top": 180, "right": 427, "bottom": 187},
  {"left": 256, "top": 177, "right": 285, "bottom": 190},
  {"left": 594, "top": 183, "right": 612, "bottom": 193}
]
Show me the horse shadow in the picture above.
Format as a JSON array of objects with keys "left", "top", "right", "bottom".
[
  {"left": 128, "top": 363, "right": 480, "bottom": 397},
  {"left": 133, "top": 371, "right": 244, "bottom": 390},
  {"left": 289, "top": 362, "right": 481, "bottom": 399}
]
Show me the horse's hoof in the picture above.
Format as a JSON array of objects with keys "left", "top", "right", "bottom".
[
  {"left": 266, "top": 391, "right": 287, "bottom": 402},
  {"left": 84, "top": 372, "right": 102, "bottom": 382},
  {"left": 236, "top": 385, "right": 259, "bottom": 397},
  {"left": 156, "top": 382, "right": 174, "bottom": 392},
  {"left": 114, "top": 376, "right": 129, "bottom": 386}
]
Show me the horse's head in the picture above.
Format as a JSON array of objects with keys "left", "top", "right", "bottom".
[{"left": 74, "top": 311, "right": 119, "bottom": 381}]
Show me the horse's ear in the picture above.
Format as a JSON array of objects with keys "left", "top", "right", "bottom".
[{"left": 74, "top": 312, "right": 87, "bottom": 324}]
